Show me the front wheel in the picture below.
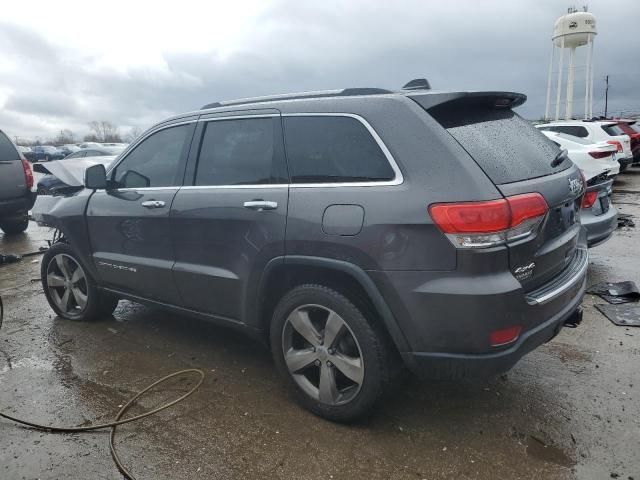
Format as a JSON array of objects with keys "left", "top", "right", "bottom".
[
  {"left": 41, "top": 242, "right": 118, "bottom": 321},
  {"left": 270, "top": 284, "right": 394, "bottom": 422}
]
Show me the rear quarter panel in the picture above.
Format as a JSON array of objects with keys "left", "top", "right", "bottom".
[{"left": 280, "top": 96, "right": 503, "bottom": 271}]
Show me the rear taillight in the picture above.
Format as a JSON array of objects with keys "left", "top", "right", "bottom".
[
  {"left": 429, "top": 193, "right": 548, "bottom": 248},
  {"left": 607, "top": 140, "right": 623, "bottom": 153},
  {"left": 589, "top": 151, "right": 613, "bottom": 159},
  {"left": 21, "top": 159, "right": 33, "bottom": 190},
  {"left": 582, "top": 191, "right": 598, "bottom": 209}
]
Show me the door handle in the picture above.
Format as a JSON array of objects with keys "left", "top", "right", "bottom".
[
  {"left": 243, "top": 200, "right": 278, "bottom": 211},
  {"left": 141, "top": 200, "right": 166, "bottom": 208}
]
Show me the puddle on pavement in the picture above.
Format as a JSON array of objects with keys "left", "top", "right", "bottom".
[{"left": 525, "top": 436, "right": 574, "bottom": 468}]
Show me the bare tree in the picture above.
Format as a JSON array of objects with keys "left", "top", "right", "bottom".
[
  {"left": 83, "top": 133, "right": 100, "bottom": 142},
  {"left": 88, "top": 120, "right": 123, "bottom": 143},
  {"left": 125, "top": 126, "right": 143, "bottom": 143},
  {"left": 52, "top": 129, "right": 75, "bottom": 145}
]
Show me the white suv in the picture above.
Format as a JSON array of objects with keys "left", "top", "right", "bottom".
[
  {"left": 536, "top": 121, "right": 633, "bottom": 172},
  {"left": 539, "top": 130, "right": 619, "bottom": 180}
]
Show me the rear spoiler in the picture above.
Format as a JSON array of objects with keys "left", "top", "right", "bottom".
[{"left": 408, "top": 91, "right": 527, "bottom": 111}]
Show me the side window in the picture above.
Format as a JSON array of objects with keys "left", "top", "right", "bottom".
[
  {"left": 574, "top": 126, "right": 589, "bottom": 137},
  {"left": 555, "top": 126, "right": 588, "bottom": 138},
  {"left": 112, "top": 124, "right": 190, "bottom": 188},
  {"left": 283, "top": 116, "right": 395, "bottom": 184},
  {"left": 194, "top": 117, "right": 287, "bottom": 186}
]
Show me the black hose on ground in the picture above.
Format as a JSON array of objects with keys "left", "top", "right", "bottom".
[{"left": 0, "top": 294, "right": 206, "bottom": 479}]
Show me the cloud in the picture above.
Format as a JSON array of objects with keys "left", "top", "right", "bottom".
[{"left": 0, "top": 0, "right": 639, "bottom": 142}]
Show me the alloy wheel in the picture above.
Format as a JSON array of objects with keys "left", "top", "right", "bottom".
[
  {"left": 46, "top": 254, "right": 88, "bottom": 318},
  {"left": 282, "top": 304, "right": 365, "bottom": 406}
]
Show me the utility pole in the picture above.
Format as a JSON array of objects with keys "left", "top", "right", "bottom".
[{"left": 604, "top": 75, "right": 609, "bottom": 118}]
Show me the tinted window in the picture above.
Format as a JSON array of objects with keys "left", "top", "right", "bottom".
[
  {"left": 283, "top": 116, "right": 394, "bottom": 184},
  {"left": 66, "top": 151, "right": 84, "bottom": 159},
  {"left": 551, "top": 126, "right": 589, "bottom": 137},
  {"left": 0, "top": 132, "right": 19, "bottom": 161},
  {"left": 195, "top": 117, "right": 286, "bottom": 186},
  {"left": 84, "top": 150, "right": 106, "bottom": 157},
  {"left": 602, "top": 124, "right": 625, "bottom": 136},
  {"left": 112, "top": 125, "right": 190, "bottom": 188},
  {"left": 429, "top": 106, "right": 569, "bottom": 184}
]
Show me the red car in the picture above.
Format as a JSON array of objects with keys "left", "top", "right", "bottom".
[{"left": 614, "top": 120, "right": 640, "bottom": 164}]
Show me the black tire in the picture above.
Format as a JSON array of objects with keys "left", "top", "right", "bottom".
[
  {"left": 0, "top": 214, "right": 29, "bottom": 234},
  {"left": 270, "top": 284, "right": 394, "bottom": 422},
  {"left": 41, "top": 242, "right": 118, "bottom": 321}
]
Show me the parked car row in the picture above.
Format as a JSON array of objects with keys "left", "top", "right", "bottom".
[
  {"left": 21, "top": 142, "right": 127, "bottom": 163},
  {"left": 535, "top": 118, "right": 640, "bottom": 247}
]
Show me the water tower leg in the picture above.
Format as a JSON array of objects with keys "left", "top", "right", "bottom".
[
  {"left": 545, "top": 42, "right": 555, "bottom": 121},
  {"left": 584, "top": 34, "right": 592, "bottom": 119},
  {"left": 555, "top": 36, "right": 565, "bottom": 121},
  {"left": 588, "top": 34, "right": 595, "bottom": 118},
  {"left": 566, "top": 47, "right": 576, "bottom": 120}
]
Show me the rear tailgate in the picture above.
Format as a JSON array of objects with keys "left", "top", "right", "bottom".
[
  {"left": 418, "top": 93, "right": 584, "bottom": 291},
  {"left": 0, "top": 131, "right": 27, "bottom": 200}
]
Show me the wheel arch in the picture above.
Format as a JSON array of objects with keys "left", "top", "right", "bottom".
[{"left": 253, "top": 256, "right": 410, "bottom": 353}]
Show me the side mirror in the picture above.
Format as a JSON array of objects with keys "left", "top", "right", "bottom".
[{"left": 84, "top": 164, "right": 107, "bottom": 189}]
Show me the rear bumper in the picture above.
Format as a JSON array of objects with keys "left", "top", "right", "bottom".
[
  {"left": 401, "top": 287, "right": 584, "bottom": 378},
  {"left": 0, "top": 192, "right": 36, "bottom": 217},
  {"left": 619, "top": 156, "right": 634, "bottom": 170},
  {"left": 370, "top": 236, "right": 588, "bottom": 379},
  {"left": 583, "top": 205, "right": 617, "bottom": 247}
]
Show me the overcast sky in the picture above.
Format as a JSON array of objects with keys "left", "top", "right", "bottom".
[{"left": 1, "top": 0, "right": 638, "bottom": 142}]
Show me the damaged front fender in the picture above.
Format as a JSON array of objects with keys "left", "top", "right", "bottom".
[{"left": 32, "top": 190, "right": 99, "bottom": 278}]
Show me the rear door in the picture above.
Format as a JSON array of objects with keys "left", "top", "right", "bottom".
[
  {"left": 171, "top": 111, "right": 289, "bottom": 322},
  {"left": 0, "top": 131, "right": 27, "bottom": 201},
  {"left": 426, "top": 100, "right": 584, "bottom": 290},
  {"left": 87, "top": 120, "right": 196, "bottom": 303}
]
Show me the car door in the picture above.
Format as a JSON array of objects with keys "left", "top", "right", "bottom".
[
  {"left": 86, "top": 119, "right": 196, "bottom": 304},
  {"left": 171, "top": 111, "right": 289, "bottom": 323}
]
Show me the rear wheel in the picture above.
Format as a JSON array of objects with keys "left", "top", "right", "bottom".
[
  {"left": 0, "top": 214, "right": 29, "bottom": 234},
  {"left": 270, "top": 284, "right": 394, "bottom": 422},
  {"left": 41, "top": 243, "right": 118, "bottom": 321}
]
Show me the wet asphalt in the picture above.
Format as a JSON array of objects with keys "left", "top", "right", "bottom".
[{"left": 0, "top": 170, "right": 639, "bottom": 480}]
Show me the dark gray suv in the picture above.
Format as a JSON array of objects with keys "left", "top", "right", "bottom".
[
  {"left": 0, "top": 130, "right": 35, "bottom": 234},
  {"left": 34, "top": 82, "right": 588, "bottom": 421}
]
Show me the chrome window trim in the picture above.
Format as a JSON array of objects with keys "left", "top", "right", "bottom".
[
  {"left": 99, "top": 186, "right": 181, "bottom": 193},
  {"left": 282, "top": 113, "right": 404, "bottom": 188},
  {"left": 201, "top": 114, "right": 279, "bottom": 122},
  {"left": 106, "top": 119, "right": 198, "bottom": 178},
  {"left": 107, "top": 112, "right": 403, "bottom": 190},
  {"left": 180, "top": 184, "right": 289, "bottom": 190}
]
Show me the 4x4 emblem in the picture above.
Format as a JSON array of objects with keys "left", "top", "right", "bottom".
[
  {"left": 568, "top": 178, "right": 583, "bottom": 196},
  {"left": 514, "top": 262, "right": 536, "bottom": 281}
]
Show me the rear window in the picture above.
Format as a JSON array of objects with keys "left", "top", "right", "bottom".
[
  {"left": 428, "top": 106, "right": 569, "bottom": 184},
  {"left": 0, "top": 132, "right": 19, "bottom": 161},
  {"left": 602, "top": 124, "right": 625, "bottom": 136},
  {"left": 283, "top": 116, "right": 395, "bottom": 184}
]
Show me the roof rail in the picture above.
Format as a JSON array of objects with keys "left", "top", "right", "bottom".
[{"left": 201, "top": 87, "right": 392, "bottom": 110}]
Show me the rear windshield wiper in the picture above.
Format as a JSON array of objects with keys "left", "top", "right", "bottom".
[{"left": 551, "top": 149, "right": 569, "bottom": 168}]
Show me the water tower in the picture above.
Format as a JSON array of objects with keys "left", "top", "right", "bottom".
[{"left": 544, "top": 6, "right": 597, "bottom": 120}]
